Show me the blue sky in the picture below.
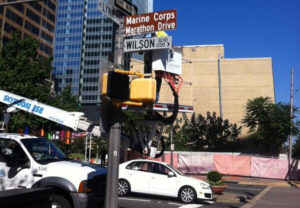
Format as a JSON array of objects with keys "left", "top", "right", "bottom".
[{"left": 154, "top": 0, "right": 300, "bottom": 117}]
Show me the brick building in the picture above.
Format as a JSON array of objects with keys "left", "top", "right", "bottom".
[
  {"left": 131, "top": 44, "right": 275, "bottom": 136},
  {"left": 0, "top": 0, "right": 56, "bottom": 58}
]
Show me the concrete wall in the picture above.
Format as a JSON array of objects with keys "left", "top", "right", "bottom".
[{"left": 131, "top": 45, "right": 275, "bottom": 136}]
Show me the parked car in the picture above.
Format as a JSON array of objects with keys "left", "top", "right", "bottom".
[
  {"left": 0, "top": 133, "right": 107, "bottom": 208},
  {"left": 118, "top": 159, "right": 213, "bottom": 203}
]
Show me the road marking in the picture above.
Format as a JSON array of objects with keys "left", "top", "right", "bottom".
[
  {"left": 228, "top": 187, "right": 264, "bottom": 191},
  {"left": 179, "top": 204, "right": 203, "bottom": 208},
  {"left": 240, "top": 186, "right": 273, "bottom": 208},
  {"left": 203, "top": 200, "right": 215, "bottom": 204},
  {"left": 168, "top": 202, "right": 184, "bottom": 206},
  {"left": 118, "top": 197, "right": 151, "bottom": 202}
]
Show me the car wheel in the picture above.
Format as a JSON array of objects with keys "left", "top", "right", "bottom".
[
  {"left": 118, "top": 179, "right": 131, "bottom": 196},
  {"left": 50, "top": 194, "right": 72, "bottom": 208},
  {"left": 179, "top": 186, "right": 197, "bottom": 203}
]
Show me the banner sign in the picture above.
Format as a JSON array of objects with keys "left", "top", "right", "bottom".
[{"left": 124, "top": 9, "right": 177, "bottom": 36}]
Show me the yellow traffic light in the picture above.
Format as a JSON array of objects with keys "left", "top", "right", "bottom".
[
  {"left": 130, "top": 78, "right": 156, "bottom": 103},
  {"left": 101, "top": 69, "right": 157, "bottom": 106}
]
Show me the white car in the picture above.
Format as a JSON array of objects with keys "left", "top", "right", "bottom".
[{"left": 118, "top": 159, "right": 213, "bottom": 203}]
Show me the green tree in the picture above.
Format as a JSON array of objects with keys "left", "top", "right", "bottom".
[
  {"left": 0, "top": 33, "right": 80, "bottom": 133},
  {"left": 168, "top": 112, "right": 241, "bottom": 152},
  {"left": 242, "top": 97, "right": 299, "bottom": 155},
  {"left": 293, "top": 134, "right": 300, "bottom": 159},
  {"left": 164, "top": 117, "right": 193, "bottom": 151},
  {"left": 0, "top": 33, "right": 52, "bottom": 101}
]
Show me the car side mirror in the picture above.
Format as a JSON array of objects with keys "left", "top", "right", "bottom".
[{"left": 168, "top": 172, "right": 175, "bottom": 177}]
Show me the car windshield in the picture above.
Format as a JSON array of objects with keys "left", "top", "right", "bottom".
[
  {"left": 21, "top": 138, "right": 68, "bottom": 164},
  {"left": 167, "top": 164, "right": 185, "bottom": 176}
]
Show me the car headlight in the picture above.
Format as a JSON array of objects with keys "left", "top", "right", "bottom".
[{"left": 200, "top": 182, "right": 210, "bottom": 190}]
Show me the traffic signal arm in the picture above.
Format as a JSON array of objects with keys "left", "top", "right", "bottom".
[{"left": 114, "top": 69, "right": 144, "bottom": 78}]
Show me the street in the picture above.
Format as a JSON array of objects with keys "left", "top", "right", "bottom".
[
  {"left": 251, "top": 186, "right": 300, "bottom": 208},
  {"left": 118, "top": 183, "right": 265, "bottom": 208}
]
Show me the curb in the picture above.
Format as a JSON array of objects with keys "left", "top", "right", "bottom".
[
  {"left": 214, "top": 193, "right": 247, "bottom": 204},
  {"left": 237, "top": 181, "right": 300, "bottom": 188}
]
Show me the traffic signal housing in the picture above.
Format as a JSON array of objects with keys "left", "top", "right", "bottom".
[
  {"left": 130, "top": 78, "right": 156, "bottom": 103},
  {"left": 101, "top": 71, "right": 130, "bottom": 100},
  {"left": 101, "top": 70, "right": 157, "bottom": 105}
]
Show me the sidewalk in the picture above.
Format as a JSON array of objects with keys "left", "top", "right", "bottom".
[
  {"left": 192, "top": 175, "right": 300, "bottom": 188},
  {"left": 191, "top": 175, "right": 300, "bottom": 204}
]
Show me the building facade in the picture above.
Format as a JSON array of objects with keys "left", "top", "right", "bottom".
[
  {"left": 0, "top": 0, "right": 56, "bottom": 58},
  {"left": 131, "top": 45, "right": 275, "bottom": 136},
  {"left": 52, "top": 0, "right": 153, "bottom": 121}
]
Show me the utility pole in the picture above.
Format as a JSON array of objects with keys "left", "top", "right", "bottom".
[
  {"left": 218, "top": 54, "right": 223, "bottom": 118},
  {"left": 89, "top": 134, "right": 92, "bottom": 162},
  {"left": 104, "top": 1, "right": 124, "bottom": 206},
  {"left": 170, "top": 125, "right": 174, "bottom": 166},
  {"left": 289, "top": 67, "right": 294, "bottom": 180}
]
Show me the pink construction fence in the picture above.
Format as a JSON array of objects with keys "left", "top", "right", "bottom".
[{"left": 127, "top": 151, "right": 300, "bottom": 180}]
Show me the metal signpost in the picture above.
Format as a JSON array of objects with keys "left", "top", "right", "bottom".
[
  {"left": 98, "top": 0, "right": 121, "bottom": 24},
  {"left": 124, "top": 9, "right": 177, "bottom": 36},
  {"left": 124, "top": 36, "right": 172, "bottom": 52},
  {"left": 98, "top": 1, "right": 178, "bottom": 207},
  {"left": 114, "top": 0, "right": 138, "bottom": 16}
]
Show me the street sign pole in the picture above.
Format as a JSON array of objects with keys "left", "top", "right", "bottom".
[{"left": 104, "top": 1, "right": 124, "bottom": 206}]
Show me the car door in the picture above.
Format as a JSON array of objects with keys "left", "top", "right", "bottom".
[
  {"left": 148, "top": 162, "right": 178, "bottom": 197},
  {"left": 124, "top": 161, "right": 152, "bottom": 193},
  {"left": 0, "top": 138, "right": 33, "bottom": 190}
]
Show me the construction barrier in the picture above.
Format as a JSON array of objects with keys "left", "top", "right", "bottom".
[
  {"left": 178, "top": 152, "right": 214, "bottom": 174},
  {"left": 126, "top": 151, "right": 300, "bottom": 180},
  {"left": 214, "top": 154, "right": 251, "bottom": 176}
]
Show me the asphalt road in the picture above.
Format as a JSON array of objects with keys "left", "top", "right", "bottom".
[
  {"left": 225, "top": 182, "right": 266, "bottom": 201},
  {"left": 251, "top": 186, "right": 300, "bottom": 208},
  {"left": 118, "top": 183, "right": 265, "bottom": 208}
]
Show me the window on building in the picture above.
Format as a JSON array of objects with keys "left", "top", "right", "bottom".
[
  {"left": 25, "top": 21, "right": 39, "bottom": 35},
  {"left": 6, "top": 9, "right": 23, "bottom": 26},
  {"left": 26, "top": 9, "right": 41, "bottom": 24},
  {"left": 44, "top": 0, "right": 56, "bottom": 12},
  {"left": 41, "top": 31, "right": 53, "bottom": 44},
  {"left": 42, "top": 20, "right": 54, "bottom": 32},
  {"left": 12, "top": 4, "right": 24, "bottom": 13},
  {"left": 40, "top": 42, "right": 52, "bottom": 55},
  {"left": 4, "top": 22, "right": 18, "bottom": 34},
  {"left": 29, "top": 2, "right": 42, "bottom": 13},
  {"left": 42, "top": 8, "right": 55, "bottom": 23}
]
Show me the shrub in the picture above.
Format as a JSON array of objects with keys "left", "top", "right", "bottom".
[{"left": 207, "top": 171, "right": 222, "bottom": 182}]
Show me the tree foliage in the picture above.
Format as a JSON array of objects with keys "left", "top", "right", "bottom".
[
  {"left": 0, "top": 33, "right": 52, "bottom": 101},
  {"left": 293, "top": 135, "right": 300, "bottom": 159},
  {"left": 170, "top": 112, "right": 241, "bottom": 152},
  {"left": 242, "top": 97, "right": 299, "bottom": 155},
  {"left": 0, "top": 33, "right": 79, "bottom": 133}
]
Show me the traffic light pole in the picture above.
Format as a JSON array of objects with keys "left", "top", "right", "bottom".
[{"left": 104, "top": 22, "right": 124, "bottom": 208}]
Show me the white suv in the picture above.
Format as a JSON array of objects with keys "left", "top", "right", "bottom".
[
  {"left": 0, "top": 133, "right": 107, "bottom": 208},
  {"left": 118, "top": 159, "right": 213, "bottom": 203}
]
